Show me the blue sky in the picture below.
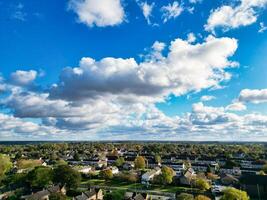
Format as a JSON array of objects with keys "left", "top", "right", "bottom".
[{"left": 0, "top": 0, "right": 267, "bottom": 141}]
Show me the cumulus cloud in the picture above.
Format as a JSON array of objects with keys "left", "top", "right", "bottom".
[
  {"left": 226, "top": 102, "right": 247, "bottom": 111},
  {"left": 139, "top": 1, "right": 154, "bottom": 25},
  {"left": 50, "top": 35, "right": 238, "bottom": 102},
  {"left": 187, "top": 32, "right": 196, "bottom": 43},
  {"left": 10, "top": 70, "right": 37, "bottom": 86},
  {"left": 239, "top": 88, "right": 267, "bottom": 104},
  {"left": 161, "top": 1, "right": 184, "bottom": 23},
  {"left": 205, "top": 0, "right": 267, "bottom": 32},
  {"left": 68, "top": 0, "right": 125, "bottom": 27},
  {"left": 200, "top": 95, "right": 216, "bottom": 101},
  {"left": 8, "top": 35, "right": 267, "bottom": 141}
]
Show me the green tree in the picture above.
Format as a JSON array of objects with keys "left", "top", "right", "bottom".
[
  {"left": 221, "top": 187, "right": 249, "bottom": 200},
  {"left": 134, "top": 156, "right": 146, "bottom": 169},
  {"left": 194, "top": 178, "right": 210, "bottom": 191},
  {"left": 176, "top": 193, "right": 194, "bottom": 200},
  {"left": 194, "top": 195, "right": 211, "bottom": 200},
  {"left": 262, "top": 164, "right": 267, "bottom": 174},
  {"left": 49, "top": 193, "right": 67, "bottom": 200},
  {"left": 0, "top": 154, "right": 12, "bottom": 181},
  {"left": 27, "top": 166, "right": 53, "bottom": 188},
  {"left": 155, "top": 154, "right": 161, "bottom": 164},
  {"left": 100, "top": 169, "right": 113, "bottom": 180},
  {"left": 53, "top": 165, "right": 81, "bottom": 189},
  {"left": 115, "top": 157, "right": 125, "bottom": 167},
  {"left": 160, "top": 166, "right": 174, "bottom": 185}
]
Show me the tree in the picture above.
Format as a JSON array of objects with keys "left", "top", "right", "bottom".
[
  {"left": 53, "top": 165, "right": 81, "bottom": 189},
  {"left": 155, "top": 154, "right": 161, "bottom": 164},
  {"left": 194, "top": 195, "right": 211, "bottom": 200},
  {"left": 115, "top": 157, "right": 125, "bottom": 167},
  {"left": 0, "top": 154, "right": 12, "bottom": 181},
  {"left": 176, "top": 193, "right": 194, "bottom": 200},
  {"left": 160, "top": 166, "right": 175, "bottom": 185},
  {"left": 194, "top": 178, "right": 210, "bottom": 191},
  {"left": 100, "top": 169, "right": 113, "bottom": 180},
  {"left": 49, "top": 193, "right": 67, "bottom": 200},
  {"left": 134, "top": 156, "right": 146, "bottom": 169},
  {"left": 27, "top": 166, "right": 53, "bottom": 188},
  {"left": 262, "top": 164, "right": 267, "bottom": 174},
  {"left": 221, "top": 187, "right": 249, "bottom": 200}
]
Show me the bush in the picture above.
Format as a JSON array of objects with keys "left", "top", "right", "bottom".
[{"left": 177, "top": 193, "right": 194, "bottom": 200}]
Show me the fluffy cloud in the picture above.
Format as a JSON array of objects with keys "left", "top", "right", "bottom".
[
  {"left": 161, "top": 1, "right": 184, "bottom": 23},
  {"left": 258, "top": 22, "right": 267, "bottom": 33},
  {"left": 10, "top": 70, "right": 37, "bottom": 86},
  {"left": 68, "top": 0, "right": 125, "bottom": 27},
  {"left": 200, "top": 95, "right": 216, "bottom": 101},
  {"left": 239, "top": 88, "right": 267, "bottom": 104},
  {"left": 205, "top": 0, "right": 267, "bottom": 32},
  {"left": 7, "top": 35, "right": 267, "bottom": 141},
  {"left": 187, "top": 32, "right": 196, "bottom": 43},
  {"left": 226, "top": 102, "right": 247, "bottom": 111},
  {"left": 139, "top": 1, "right": 154, "bottom": 25},
  {"left": 50, "top": 35, "right": 238, "bottom": 103}
]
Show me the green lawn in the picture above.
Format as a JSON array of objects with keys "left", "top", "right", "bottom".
[{"left": 82, "top": 178, "right": 200, "bottom": 193}]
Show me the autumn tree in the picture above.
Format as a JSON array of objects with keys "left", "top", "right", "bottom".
[
  {"left": 134, "top": 156, "right": 146, "bottom": 169},
  {"left": 160, "top": 166, "right": 175, "bottom": 185},
  {"left": 115, "top": 157, "right": 125, "bottom": 167},
  {"left": 194, "top": 195, "right": 211, "bottom": 200},
  {"left": 176, "top": 193, "right": 194, "bottom": 200},
  {"left": 194, "top": 178, "right": 210, "bottom": 191},
  {"left": 0, "top": 154, "right": 12, "bottom": 181},
  {"left": 100, "top": 169, "right": 113, "bottom": 180},
  {"left": 221, "top": 187, "right": 249, "bottom": 200}
]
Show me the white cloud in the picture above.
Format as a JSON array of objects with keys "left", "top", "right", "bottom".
[
  {"left": 139, "top": 1, "right": 154, "bottom": 25},
  {"left": 200, "top": 95, "right": 216, "bottom": 101},
  {"left": 68, "top": 0, "right": 125, "bottom": 27},
  {"left": 226, "top": 102, "right": 247, "bottom": 111},
  {"left": 10, "top": 70, "right": 37, "bottom": 86},
  {"left": 189, "top": 0, "right": 202, "bottom": 4},
  {"left": 205, "top": 0, "right": 267, "bottom": 32},
  {"left": 258, "top": 22, "right": 267, "bottom": 33},
  {"left": 161, "top": 1, "right": 184, "bottom": 23},
  {"left": 239, "top": 88, "right": 267, "bottom": 104},
  {"left": 2, "top": 35, "right": 257, "bottom": 140},
  {"left": 49, "top": 35, "right": 237, "bottom": 103},
  {"left": 187, "top": 32, "right": 196, "bottom": 43}
]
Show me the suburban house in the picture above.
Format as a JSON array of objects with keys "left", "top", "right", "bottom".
[
  {"left": 124, "top": 192, "right": 149, "bottom": 200},
  {"left": 141, "top": 168, "right": 161, "bottom": 185},
  {"left": 73, "top": 166, "right": 92, "bottom": 174},
  {"left": 179, "top": 168, "right": 196, "bottom": 186},
  {"left": 73, "top": 188, "right": 103, "bottom": 200},
  {"left": 22, "top": 185, "right": 66, "bottom": 200},
  {"left": 220, "top": 174, "right": 239, "bottom": 186},
  {"left": 219, "top": 167, "right": 242, "bottom": 176}
]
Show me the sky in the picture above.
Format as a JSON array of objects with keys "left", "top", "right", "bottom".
[{"left": 0, "top": 0, "right": 267, "bottom": 141}]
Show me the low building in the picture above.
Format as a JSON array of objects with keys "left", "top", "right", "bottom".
[
  {"left": 73, "top": 188, "right": 103, "bottom": 200},
  {"left": 141, "top": 168, "right": 161, "bottom": 185},
  {"left": 124, "top": 192, "right": 149, "bottom": 200},
  {"left": 179, "top": 168, "right": 196, "bottom": 186},
  {"left": 22, "top": 185, "right": 66, "bottom": 200}
]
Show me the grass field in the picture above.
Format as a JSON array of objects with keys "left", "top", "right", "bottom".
[{"left": 81, "top": 178, "right": 200, "bottom": 193}]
